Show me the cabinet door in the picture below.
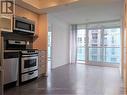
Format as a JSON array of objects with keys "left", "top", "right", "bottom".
[
  {"left": 0, "top": 15, "right": 13, "bottom": 32},
  {"left": 38, "top": 64, "right": 46, "bottom": 75},
  {"left": 0, "top": 68, "right": 3, "bottom": 95},
  {"left": 38, "top": 50, "right": 47, "bottom": 76},
  {"left": 0, "top": 34, "right": 4, "bottom": 95}
]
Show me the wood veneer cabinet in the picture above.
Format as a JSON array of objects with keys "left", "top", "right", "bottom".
[
  {"left": 0, "top": 32, "right": 4, "bottom": 95},
  {"left": 38, "top": 50, "right": 47, "bottom": 76},
  {"left": 0, "top": 67, "right": 3, "bottom": 95},
  {"left": 0, "top": 15, "right": 13, "bottom": 32},
  {"left": 123, "top": 0, "right": 127, "bottom": 93}
]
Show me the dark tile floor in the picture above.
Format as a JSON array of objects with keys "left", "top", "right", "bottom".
[{"left": 4, "top": 64, "right": 125, "bottom": 95}]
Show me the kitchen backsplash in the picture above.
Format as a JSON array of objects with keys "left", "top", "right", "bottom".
[{"left": 2, "top": 32, "right": 33, "bottom": 49}]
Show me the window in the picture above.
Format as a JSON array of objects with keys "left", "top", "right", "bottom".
[
  {"left": 48, "top": 32, "right": 52, "bottom": 60},
  {"left": 111, "top": 58, "right": 116, "bottom": 62},
  {"left": 104, "top": 28, "right": 120, "bottom": 63},
  {"left": 92, "top": 44, "right": 97, "bottom": 47},
  {"left": 92, "top": 33, "right": 98, "bottom": 39},
  {"left": 92, "top": 56, "right": 97, "bottom": 61},
  {"left": 88, "top": 29, "right": 101, "bottom": 47},
  {"left": 75, "top": 22, "right": 121, "bottom": 65}
]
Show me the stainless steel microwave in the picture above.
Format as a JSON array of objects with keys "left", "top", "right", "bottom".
[{"left": 14, "top": 16, "right": 35, "bottom": 34}]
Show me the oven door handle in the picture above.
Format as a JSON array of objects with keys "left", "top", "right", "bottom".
[
  {"left": 22, "top": 54, "right": 38, "bottom": 57},
  {"left": 28, "top": 71, "right": 34, "bottom": 75}
]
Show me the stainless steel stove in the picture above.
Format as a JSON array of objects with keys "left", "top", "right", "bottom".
[{"left": 19, "top": 49, "right": 38, "bottom": 84}]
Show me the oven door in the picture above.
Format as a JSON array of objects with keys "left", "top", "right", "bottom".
[{"left": 21, "top": 55, "right": 38, "bottom": 73}]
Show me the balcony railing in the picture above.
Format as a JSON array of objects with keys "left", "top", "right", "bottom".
[{"left": 77, "top": 47, "right": 121, "bottom": 64}]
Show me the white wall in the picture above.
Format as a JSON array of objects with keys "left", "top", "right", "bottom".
[{"left": 48, "top": 15, "right": 69, "bottom": 69}]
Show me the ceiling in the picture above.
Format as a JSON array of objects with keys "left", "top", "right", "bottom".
[
  {"left": 21, "top": 0, "right": 78, "bottom": 9},
  {"left": 15, "top": 0, "right": 79, "bottom": 14},
  {"left": 16, "top": 0, "right": 124, "bottom": 24}
]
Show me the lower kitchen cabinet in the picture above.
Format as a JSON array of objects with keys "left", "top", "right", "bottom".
[
  {"left": 0, "top": 33, "right": 4, "bottom": 95},
  {"left": 38, "top": 50, "right": 47, "bottom": 77},
  {"left": 0, "top": 67, "right": 3, "bottom": 95}
]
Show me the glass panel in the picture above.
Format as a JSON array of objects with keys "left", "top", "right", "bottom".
[
  {"left": 24, "top": 59, "right": 36, "bottom": 68},
  {"left": 104, "top": 28, "right": 120, "bottom": 47},
  {"left": 88, "top": 29, "right": 102, "bottom": 62},
  {"left": 77, "top": 47, "right": 85, "bottom": 61},
  {"left": 48, "top": 32, "right": 52, "bottom": 60},
  {"left": 48, "top": 47, "right": 51, "bottom": 58},
  {"left": 77, "top": 29, "right": 86, "bottom": 47},
  {"left": 88, "top": 29, "right": 101, "bottom": 47},
  {"left": 103, "top": 47, "right": 120, "bottom": 63},
  {"left": 103, "top": 28, "right": 121, "bottom": 64},
  {"left": 77, "top": 29, "right": 86, "bottom": 62},
  {"left": 89, "top": 47, "right": 102, "bottom": 62},
  {"left": 16, "top": 20, "right": 31, "bottom": 30}
]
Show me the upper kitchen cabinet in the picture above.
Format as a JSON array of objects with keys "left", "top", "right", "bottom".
[
  {"left": 33, "top": 14, "right": 48, "bottom": 51},
  {"left": 0, "top": 15, "right": 13, "bottom": 32}
]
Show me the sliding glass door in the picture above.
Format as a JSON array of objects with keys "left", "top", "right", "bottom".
[
  {"left": 88, "top": 29, "right": 102, "bottom": 63},
  {"left": 76, "top": 25, "right": 121, "bottom": 66},
  {"left": 103, "top": 28, "right": 121, "bottom": 64},
  {"left": 77, "top": 28, "right": 86, "bottom": 63}
]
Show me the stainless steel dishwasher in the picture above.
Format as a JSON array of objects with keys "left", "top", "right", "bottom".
[{"left": 4, "top": 51, "right": 19, "bottom": 85}]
